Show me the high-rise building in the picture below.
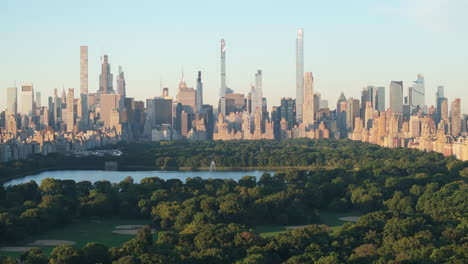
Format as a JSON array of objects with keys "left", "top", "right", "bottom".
[
  {"left": 451, "top": 98, "right": 461, "bottom": 137},
  {"left": 389, "top": 81, "right": 403, "bottom": 113},
  {"left": 177, "top": 75, "right": 196, "bottom": 113},
  {"left": 361, "top": 86, "right": 375, "bottom": 117},
  {"left": 7, "top": 87, "right": 17, "bottom": 115},
  {"left": 409, "top": 74, "right": 425, "bottom": 111},
  {"left": 346, "top": 98, "right": 360, "bottom": 132},
  {"left": 65, "top": 88, "right": 74, "bottom": 132},
  {"left": 219, "top": 39, "right": 227, "bottom": 115},
  {"left": 80, "top": 46, "right": 88, "bottom": 94},
  {"left": 375, "top": 87, "right": 385, "bottom": 112},
  {"left": 117, "top": 65, "right": 126, "bottom": 98},
  {"left": 35, "top": 91, "right": 41, "bottom": 109},
  {"left": 21, "top": 83, "right": 34, "bottom": 116},
  {"left": 99, "top": 55, "right": 114, "bottom": 97},
  {"left": 296, "top": 28, "right": 304, "bottom": 122},
  {"left": 252, "top": 70, "right": 263, "bottom": 114},
  {"left": 302, "top": 72, "right": 314, "bottom": 126},
  {"left": 196, "top": 71, "right": 203, "bottom": 113},
  {"left": 436, "top": 87, "right": 446, "bottom": 125},
  {"left": 100, "top": 94, "right": 121, "bottom": 129},
  {"left": 280, "top": 98, "right": 296, "bottom": 130}
]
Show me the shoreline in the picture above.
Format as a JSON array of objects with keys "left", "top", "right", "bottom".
[{"left": 1, "top": 165, "right": 337, "bottom": 184}]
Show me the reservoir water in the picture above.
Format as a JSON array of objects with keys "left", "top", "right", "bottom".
[{"left": 3, "top": 170, "right": 270, "bottom": 186}]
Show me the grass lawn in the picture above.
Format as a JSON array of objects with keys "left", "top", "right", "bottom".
[
  {"left": 255, "top": 211, "right": 361, "bottom": 238},
  {"left": 0, "top": 218, "right": 154, "bottom": 257}
]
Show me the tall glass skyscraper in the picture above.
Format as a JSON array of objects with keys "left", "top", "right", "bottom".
[
  {"left": 219, "top": 39, "right": 226, "bottom": 116},
  {"left": 296, "top": 28, "right": 304, "bottom": 123},
  {"left": 7, "top": 87, "right": 17, "bottom": 115},
  {"left": 375, "top": 87, "right": 385, "bottom": 112},
  {"left": 303, "top": 72, "right": 314, "bottom": 126},
  {"left": 196, "top": 71, "right": 203, "bottom": 113},
  {"left": 389, "top": 81, "right": 403, "bottom": 113},
  {"left": 409, "top": 74, "right": 425, "bottom": 111}
]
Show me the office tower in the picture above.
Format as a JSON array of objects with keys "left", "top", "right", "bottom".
[
  {"left": 219, "top": 39, "right": 227, "bottom": 115},
  {"left": 177, "top": 75, "right": 196, "bottom": 113},
  {"left": 100, "top": 94, "right": 121, "bottom": 129},
  {"left": 296, "top": 28, "right": 304, "bottom": 122},
  {"left": 150, "top": 97, "right": 173, "bottom": 127},
  {"left": 451, "top": 98, "right": 461, "bottom": 137},
  {"left": 302, "top": 72, "right": 314, "bottom": 126},
  {"left": 7, "top": 87, "right": 17, "bottom": 115},
  {"left": 99, "top": 55, "right": 114, "bottom": 96},
  {"left": 196, "top": 71, "right": 203, "bottom": 113},
  {"left": 79, "top": 46, "right": 89, "bottom": 130},
  {"left": 320, "top": 100, "right": 329, "bottom": 109},
  {"left": 409, "top": 74, "right": 425, "bottom": 111},
  {"left": 280, "top": 98, "right": 296, "bottom": 130},
  {"left": 436, "top": 86, "right": 444, "bottom": 100},
  {"left": 21, "top": 83, "right": 34, "bottom": 116},
  {"left": 314, "top": 93, "right": 320, "bottom": 117},
  {"left": 48, "top": 96, "right": 54, "bottom": 126},
  {"left": 361, "top": 86, "right": 375, "bottom": 117},
  {"left": 254, "top": 70, "right": 263, "bottom": 115},
  {"left": 35, "top": 91, "right": 41, "bottom": 109},
  {"left": 80, "top": 46, "right": 88, "bottom": 94},
  {"left": 117, "top": 65, "right": 126, "bottom": 98},
  {"left": 225, "top": 93, "right": 245, "bottom": 113},
  {"left": 39, "top": 106, "right": 49, "bottom": 130},
  {"left": 65, "top": 88, "right": 74, "bottom": 132},
  {"left": 375, "top": 87, "right": 385, "bottom": 112},
  {"left": 389, "top": 81, "right": 403, "bottom": 113},
  {"left": 346, "top": 97, "right": 360, "bottom": 132},
  {"left": 336, "top": 92, "right": 347, "bottom": 138}
]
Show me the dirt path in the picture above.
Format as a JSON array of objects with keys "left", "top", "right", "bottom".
[
  {"left": 339, "top": 216, "right": 360, "bottom": 222},
  {"left": 26, "top": 240, "right": 76, "bottom": 246}
]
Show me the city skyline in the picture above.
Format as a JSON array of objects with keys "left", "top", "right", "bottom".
[{"left": 1, "top": 0, "right": 468, "bottom": 113}]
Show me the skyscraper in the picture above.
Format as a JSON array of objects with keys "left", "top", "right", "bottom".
[
  {"left": 219, "top": 39, "right": 226, "bottom": 115},
  {"left": 296, "top": 28, "right": 304, "bottom": 122},
  {"left": 302, "top": 72, "right": 314, "bottom": 126},
  {"left": 196, "top": 71, "right": 203, "bottom": 113},
  {"left": 99, "top": 55, "right": 114, "bottom": 98},
  {"left": 65, "top": 88, "right": 74, "bottom": 132},
  {"left": 253, "top": 70, "right": 263, "bottom": 114},
  {"left": 436, "top": 86, "right": 446, "bottom": 125},
  {"left": 389, "top": 81, "right": 403, "bottom": 113},
  {"left": 451, "top": 98, "right": 461, "bottom": 137},
  {"left": 21, "top": 83, "right": 34, "bottom": 116},
  {"left": 80, "top": 46, "right": 88, "bottom": 94},
  {"left": 117, "top": 65, "right": 126, "bottom": 98},
  {"left": 409, "top": 74, "right": 425, "bottom": 111},
  {"left": 7, "top": 87, "right": 17, "bottom": 115},
  {"left": 375, "top": 87, "right": 385, "bottom": 112},
  {"left": 35, "top": 91, "right": 41, "bottom": 109},
  {"left": 80, "top": 46, "right": 89, "bottom": 131}
]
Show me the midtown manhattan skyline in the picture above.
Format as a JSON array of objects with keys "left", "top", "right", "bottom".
[{"left": 1, "top": 0, "right": 468, "bottom": 113}]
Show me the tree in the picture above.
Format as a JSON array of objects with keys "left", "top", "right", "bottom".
[
  {"left": 49, "top": 245, "right": 85, "bottom": 264},
  {"left": 20, "top": 248, "right": 48, "bottom": 264},
  {"left": 83, "top": 242, "right": 110, "bottom": 264}
]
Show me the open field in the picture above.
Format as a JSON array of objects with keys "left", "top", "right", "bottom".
[
  {"left": 255, "top": 211, "right": 361, "bottom": 238},
  {"left": 0, "top": 218, "right": 154, "bottom": 257}
]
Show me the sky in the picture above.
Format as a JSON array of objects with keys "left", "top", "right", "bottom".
[{"left": 1, "top": 0, "right": 468, "bottom": 113}]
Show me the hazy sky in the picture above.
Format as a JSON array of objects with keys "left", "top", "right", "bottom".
[{"left": 1, "top": 0, "right": 467, "bottom": 113}]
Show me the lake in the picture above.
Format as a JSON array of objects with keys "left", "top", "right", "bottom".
[{"left": 3, "top": 170, "right": 270, "bottom": 186}]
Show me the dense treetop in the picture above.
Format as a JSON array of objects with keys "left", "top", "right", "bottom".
[{"left": 0, "top": 139, "right": 467, "bottom": 263}]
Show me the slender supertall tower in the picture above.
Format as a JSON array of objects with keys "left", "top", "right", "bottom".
[
  {"left": 296, "top": 29, "right": 304, "bottom": 123},
  {"left": 80, "top": 46, "right": 88, "bottom": 94},
  {"left": 220, "top": 39, "right": 226, "bottom": 115},
  {"left": 303, "top": 72, "right": 314, "bottom": 126},
  {"left": 80, "top": 46, "right": 89, "bottom": 130},
  {"left": 117, "top": 66, "right": 126, "bottom": 97},
  {"left": 196, "top": 71, "right": 203, "bottom": 113},
  {"left": 254, "top": 70, "right": 263, "bottom": 114},
  {"left": 66, "top": 88, "right": 74, "bottom": 132}
]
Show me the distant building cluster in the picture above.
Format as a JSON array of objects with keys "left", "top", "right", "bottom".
[{"left": 1, "top": 30, "right": 467, "bottom": 163}]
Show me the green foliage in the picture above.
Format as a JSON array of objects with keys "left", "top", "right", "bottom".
[{"left": 0, "top": 139, "right": 466, "bottom": 263}]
